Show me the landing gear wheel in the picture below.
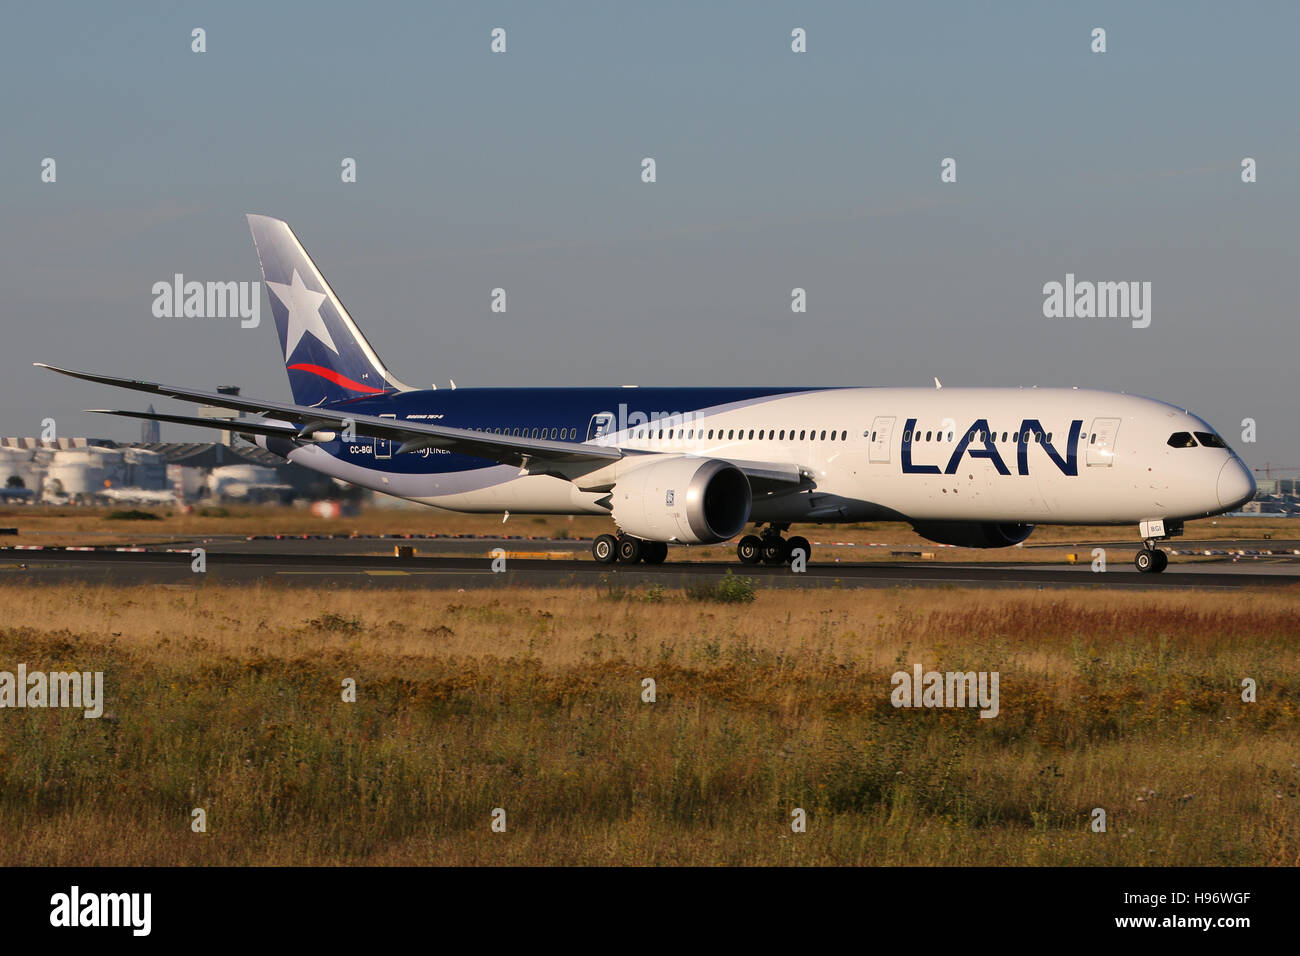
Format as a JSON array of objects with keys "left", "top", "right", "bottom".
[
  {"left": 1134, "top": 548, "right": 1155, "bottom": 573},
  {"left": 1151, "top": 548, "right": 1168, "bottom": 573},
  {"left": 786, "top": 536, "right": 811, "bottom": 565},
  {"left": 592, "top": 533, "right": 618, "bottom": 564},
  {"left": 761, "top": 538, "right": 787, "bottom": 565},
  {"left": 616, "top": 535, "right": 643, "bottom": 564},
  {"left": 643, "top": 541, "right": 669, "bottom": 564},
  {"left": 737, "top": 535, "right": 763, "bottom": 565}
]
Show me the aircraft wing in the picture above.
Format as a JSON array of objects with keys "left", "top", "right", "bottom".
[
  {"left": 88, "top": 408, "right": 303, "bottom": 441},
  {"left": 43, "top": 365, "right": 811, "bottom": 488},
  {"left": 39, "top": 364, "right": 622, "bottom": 468}
]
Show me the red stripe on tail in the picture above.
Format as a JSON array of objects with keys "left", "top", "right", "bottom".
[{"left": 287, "top": 363, "right": 385, "bottom": 394}]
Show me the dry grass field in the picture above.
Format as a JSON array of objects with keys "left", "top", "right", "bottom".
[{"left": 0, "top": 579, "right": 1296, "bottom": 865}]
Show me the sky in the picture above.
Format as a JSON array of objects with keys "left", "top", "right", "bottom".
[{"left": 2, "top": 1, "right": 1297, "bottom": 472}]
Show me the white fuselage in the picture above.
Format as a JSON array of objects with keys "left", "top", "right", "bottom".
[{"left": 278, "top": 386, "right": 1253, "bottom": 528}]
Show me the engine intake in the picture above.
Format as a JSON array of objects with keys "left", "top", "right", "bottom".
[
  {"left": 611, "top": 458, "right": 751, "bottom": 544},
  {"left": 912, "top": 521, "right": 1035, "bottom": 549}
]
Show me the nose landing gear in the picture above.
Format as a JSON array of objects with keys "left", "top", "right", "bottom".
[
  {"left": 1134, "top": 546, "right": 1168, "bottom": 573},
  {"left": 1133, "top": 518, "right": 1181, "bottom": 574}
]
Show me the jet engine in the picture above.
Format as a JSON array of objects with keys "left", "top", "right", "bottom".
[
  {"left": 911, "top": 521, "right": 1035, "bottom": 549},
  {"left": 611, "top": 457, "right": 751, "bottom": 544}
]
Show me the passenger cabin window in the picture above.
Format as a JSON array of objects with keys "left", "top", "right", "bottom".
[
  {"left": 1167, "top": 432, "right": 1197, "bottom": 448},
  {"left": 1195, "top": 432, "right": 1227, "bottom": 448}
]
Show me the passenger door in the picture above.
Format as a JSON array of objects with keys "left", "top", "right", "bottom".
[
  {"left": 1086, "top": 417, "right": 1120, "bottom": 467},
  {"left": 374, "top": 413, "right": 396, "bottom": 459},
  {"left": 869, "top": 416, "right": 895, "bottom": 464}
]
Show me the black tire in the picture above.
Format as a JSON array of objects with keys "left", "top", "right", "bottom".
[
  {"left": 761, "top": 538, "right": 787, "bottom": 565},
  {"left": 592, "top": 533, "right": 618, "bottom": 564},
  {"left": 643, "top": 541, "right": 668, "bottom": 564},
  {"left": 1134, "top": 548, "right": 1154, "bottom": 573},
  {"left": 617, "top": 535, "right": 643, "bottom": 564},
  {"left": 786, "top": 535, "right": 811, "bottom": 566},
  {"left": 1151, "top": 548, "right": 1168, "bottom": 573},
  {"left": 737, "top": 535, "right": 762, "bottom": 565}
]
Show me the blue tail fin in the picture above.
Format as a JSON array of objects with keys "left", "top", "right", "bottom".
[{"left": 246, "top": 214, "right": 410, "bottom": 406}]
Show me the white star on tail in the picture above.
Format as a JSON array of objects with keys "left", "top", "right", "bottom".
[{"left": 265, "top": 268, "right": 336, "bottom": 358}]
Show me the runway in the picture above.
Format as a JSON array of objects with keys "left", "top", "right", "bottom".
[{"left": 3, "top": 543, "right": 1297, "bottom": 591}]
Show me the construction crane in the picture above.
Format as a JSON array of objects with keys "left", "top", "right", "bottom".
[{"left": 1252, "top": 464, "right": 1300, "bottom": 480}]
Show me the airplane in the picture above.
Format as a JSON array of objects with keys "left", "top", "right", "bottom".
[
  {"left": 37, "top": 214, "right": 1255, "bottom": 574},
  {"left": 95, "top": 487, "right": 177, "bottom": 506}
]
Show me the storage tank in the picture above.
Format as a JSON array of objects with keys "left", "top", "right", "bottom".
[
  {"left": 167, "top": 464, "right": 206, "bottom": 499},
  {"left": 46, "top": 449, "right": 105, "bottom": 497},
  {"left": 0, "top": 447, "right": 43, "bottom": 494}
]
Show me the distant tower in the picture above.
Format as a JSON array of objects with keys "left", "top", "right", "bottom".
[{"left": 142, "top": 404, "right": 161, "bottom": 443}]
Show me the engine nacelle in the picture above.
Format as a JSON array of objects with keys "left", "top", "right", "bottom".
[
  {"left": 912, "top": 521, "right": 1035, "bottom": 549},
  {"left": 611, "top": 457, "right": 751, "bottom": 544}
]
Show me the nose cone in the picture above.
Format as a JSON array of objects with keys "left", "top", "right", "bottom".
[{"left": 1217, "top": 459, "right": 1256, "bottom": 510}]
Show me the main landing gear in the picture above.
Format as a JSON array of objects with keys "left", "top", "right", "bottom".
[
  {"left": 736, "top": 525, "right": 811, "bottom": 567},
  {"left": 592, "top": 533, "right": 668, "bottom": 565}
]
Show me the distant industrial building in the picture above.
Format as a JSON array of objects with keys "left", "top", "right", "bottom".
[
  {"left": 1240, "top": 476, "right": 1300, "bottom": 516},
  {"left": 0, "top": 436, "right": 321, "bottom": 505}
]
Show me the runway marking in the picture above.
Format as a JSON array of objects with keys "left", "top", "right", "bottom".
[
  {"left": 490, "top": 551, "right": 577, "bottom": 560},
  {"left": 275, "top": 569, "right": 486, "bottom": 576}
]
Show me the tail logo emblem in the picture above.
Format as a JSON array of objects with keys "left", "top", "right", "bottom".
[{"left": 265, "top": 268, "right": 337, "bottom": 358}]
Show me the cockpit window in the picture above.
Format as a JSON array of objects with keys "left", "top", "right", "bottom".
[
  {"left": 1167, "top": 432, "right": 1197, "bottom": 448},
  {"left": 1195, "top": 432, "right": 1227, "bottom": 448}
]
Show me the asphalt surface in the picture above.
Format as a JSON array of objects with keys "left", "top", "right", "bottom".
[{"left": 2, "top": 544, "right": 1296, "bottom": 591}]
